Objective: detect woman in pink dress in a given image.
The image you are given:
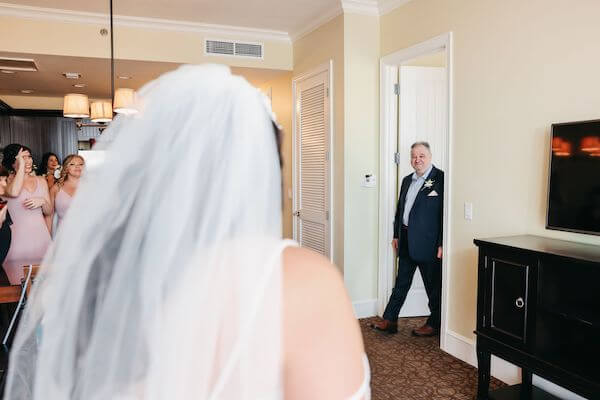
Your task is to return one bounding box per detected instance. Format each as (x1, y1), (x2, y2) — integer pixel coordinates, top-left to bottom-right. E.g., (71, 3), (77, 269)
(39, 152), (61, 232)
(1, 144), (52, 285)
(50, 154), (84, 231)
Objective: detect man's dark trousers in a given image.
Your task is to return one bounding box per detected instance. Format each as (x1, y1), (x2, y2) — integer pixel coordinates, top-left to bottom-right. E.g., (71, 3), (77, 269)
(382, 226), (441, 329)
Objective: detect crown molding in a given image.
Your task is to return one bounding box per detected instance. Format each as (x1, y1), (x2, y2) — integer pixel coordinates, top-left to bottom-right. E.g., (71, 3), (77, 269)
(290, 4), (343, 42)
(339, 0), (415, 16)
(378, 0), (415, 16)
(0, 2), (291, 43)
(342, 0), (379, 16)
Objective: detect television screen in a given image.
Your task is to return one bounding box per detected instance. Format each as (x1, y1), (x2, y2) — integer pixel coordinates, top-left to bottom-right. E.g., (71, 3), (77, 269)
(547, 119), (600, 235)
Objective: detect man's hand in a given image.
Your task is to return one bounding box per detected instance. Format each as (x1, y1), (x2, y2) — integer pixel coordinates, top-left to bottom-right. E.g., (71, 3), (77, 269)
(437, 246), (443, 259)
(391, 239), (398, 252)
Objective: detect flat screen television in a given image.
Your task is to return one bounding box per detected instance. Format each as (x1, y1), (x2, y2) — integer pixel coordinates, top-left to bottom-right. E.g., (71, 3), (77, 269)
(547, 119), (600, 235)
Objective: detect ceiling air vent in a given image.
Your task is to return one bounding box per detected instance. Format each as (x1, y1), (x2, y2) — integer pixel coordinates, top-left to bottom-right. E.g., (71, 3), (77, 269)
(206, 40), (234, 56)
(0, 57), (38, 72)
(205, 40), (263, 59)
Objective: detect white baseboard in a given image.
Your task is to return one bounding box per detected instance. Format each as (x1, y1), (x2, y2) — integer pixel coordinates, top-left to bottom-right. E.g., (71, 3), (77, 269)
(442, 330), (588, 399)
(443, 330), (477, 367)
(443, 330), (520, 385)
(353, 299), (378, 318)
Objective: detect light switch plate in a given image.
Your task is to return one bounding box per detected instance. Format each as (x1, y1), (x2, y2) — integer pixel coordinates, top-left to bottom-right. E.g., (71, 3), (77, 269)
(464, 202), (473, 220)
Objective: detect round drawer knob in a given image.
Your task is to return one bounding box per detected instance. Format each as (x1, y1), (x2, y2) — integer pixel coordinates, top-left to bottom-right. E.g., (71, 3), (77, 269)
(515, 297), (525, 308)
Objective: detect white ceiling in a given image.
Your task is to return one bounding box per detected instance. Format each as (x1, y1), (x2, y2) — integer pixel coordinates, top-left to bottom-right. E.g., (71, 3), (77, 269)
(1, 0), (342, 36)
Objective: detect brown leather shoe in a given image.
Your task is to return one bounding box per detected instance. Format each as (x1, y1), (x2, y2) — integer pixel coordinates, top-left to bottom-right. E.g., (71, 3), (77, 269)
(370, 319), (398, 334)
(411, 324), (438, 337)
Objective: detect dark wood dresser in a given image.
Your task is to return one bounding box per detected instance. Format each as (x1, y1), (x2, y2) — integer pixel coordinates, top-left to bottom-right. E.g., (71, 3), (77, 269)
(473, 235), (600, 400)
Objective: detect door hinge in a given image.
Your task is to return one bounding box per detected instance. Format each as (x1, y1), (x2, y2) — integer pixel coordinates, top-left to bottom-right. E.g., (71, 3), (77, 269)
(326, 87), (329, 97)
(325, 210), (329, 221)
(325, 151), (329, 161)
(393, 83), (400, 95)
(394, 152), (401, 165)
(483, 315), (486, 326)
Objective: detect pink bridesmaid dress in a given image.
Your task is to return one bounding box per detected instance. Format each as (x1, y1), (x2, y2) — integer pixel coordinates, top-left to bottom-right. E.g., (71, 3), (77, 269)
(3, 180), (51, 285)
(54, 189), (73, 228)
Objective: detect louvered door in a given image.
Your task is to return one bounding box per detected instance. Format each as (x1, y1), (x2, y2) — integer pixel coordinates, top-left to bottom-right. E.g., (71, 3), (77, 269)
(293, 69), (330, 257)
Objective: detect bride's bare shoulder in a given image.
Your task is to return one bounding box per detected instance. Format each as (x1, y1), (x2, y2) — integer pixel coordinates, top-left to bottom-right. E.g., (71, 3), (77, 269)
(282, 246), (340, 282)
(281, 246), (349, 304)
(281, 246), (365, 399)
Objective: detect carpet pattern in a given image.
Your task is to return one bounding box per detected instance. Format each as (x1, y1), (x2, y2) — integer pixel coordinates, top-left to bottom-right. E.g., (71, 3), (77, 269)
(361, 317), (505, 400)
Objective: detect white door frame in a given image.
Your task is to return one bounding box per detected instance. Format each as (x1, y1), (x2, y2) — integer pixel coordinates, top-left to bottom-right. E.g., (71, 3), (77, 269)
(291, 60), (334, 262)
(378, 32), (453, 350)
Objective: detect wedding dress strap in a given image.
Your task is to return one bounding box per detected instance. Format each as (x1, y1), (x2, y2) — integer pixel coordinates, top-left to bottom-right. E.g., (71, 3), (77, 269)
(347, 354), (371, 400)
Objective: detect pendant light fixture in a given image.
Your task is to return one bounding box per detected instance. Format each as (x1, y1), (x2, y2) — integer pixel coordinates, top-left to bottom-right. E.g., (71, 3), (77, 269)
(113, 88), (137, 114)
(63, 93), (90, 118)
(90, 101), (113, 122)
(63, 0), (137, 128)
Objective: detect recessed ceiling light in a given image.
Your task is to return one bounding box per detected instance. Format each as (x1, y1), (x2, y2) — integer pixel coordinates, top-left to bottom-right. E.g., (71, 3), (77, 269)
(118, 75), (132, 80)
(0, 57), (38, 72)
(21, 89), (34, 94)
(1, 70), (15, 74)
(73, 83), (87, 88)
(62, 72), (81, 79)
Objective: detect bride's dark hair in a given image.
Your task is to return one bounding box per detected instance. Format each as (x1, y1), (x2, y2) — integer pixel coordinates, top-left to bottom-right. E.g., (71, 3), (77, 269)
(273, 122), (283, 169)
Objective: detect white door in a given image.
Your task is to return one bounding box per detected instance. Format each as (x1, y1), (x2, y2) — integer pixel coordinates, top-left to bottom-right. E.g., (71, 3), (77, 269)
(293, 69), (331, 257)
(396, 65), (447, 317)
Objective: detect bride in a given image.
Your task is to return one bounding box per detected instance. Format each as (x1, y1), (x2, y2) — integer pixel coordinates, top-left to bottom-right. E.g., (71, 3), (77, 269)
(5, 64), (370, 399)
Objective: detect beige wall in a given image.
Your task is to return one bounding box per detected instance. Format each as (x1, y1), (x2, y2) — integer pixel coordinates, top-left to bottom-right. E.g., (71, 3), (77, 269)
(293, 15), (345, 270)
(381, 0), (600, 339)
(343, 13), (380, 301)
(259, 73), (294, 239)
(0, 15), (293, 70)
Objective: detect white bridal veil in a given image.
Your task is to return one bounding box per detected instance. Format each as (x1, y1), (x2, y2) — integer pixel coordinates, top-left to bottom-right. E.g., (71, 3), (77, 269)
(5, 64), (285, 399)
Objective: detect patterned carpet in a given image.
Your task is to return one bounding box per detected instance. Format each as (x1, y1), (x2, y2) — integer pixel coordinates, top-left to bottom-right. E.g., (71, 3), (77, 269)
(361, 317), (505, 400)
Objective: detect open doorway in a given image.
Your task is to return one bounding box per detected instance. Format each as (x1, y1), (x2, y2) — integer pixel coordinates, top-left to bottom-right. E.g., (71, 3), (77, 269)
(378, 33), (453, 348)
(396, 50), (447, 317)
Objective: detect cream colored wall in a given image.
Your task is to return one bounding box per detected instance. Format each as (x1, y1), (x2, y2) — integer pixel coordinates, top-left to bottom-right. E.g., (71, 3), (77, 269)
(293, 14), (345, 270)
(259, 73), (294, 239)
(0, 15), (292, 69)
(381, 0), (600, 339)
(343, 13), (380, 301)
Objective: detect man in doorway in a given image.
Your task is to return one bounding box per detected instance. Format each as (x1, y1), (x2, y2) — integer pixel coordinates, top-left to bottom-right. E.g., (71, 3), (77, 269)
(372, 141), (444, 337)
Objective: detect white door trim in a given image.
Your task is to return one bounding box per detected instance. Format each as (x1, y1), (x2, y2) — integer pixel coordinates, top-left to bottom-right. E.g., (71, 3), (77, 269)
(292, 61), (334, 262)
(378, 32), (453, 350)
